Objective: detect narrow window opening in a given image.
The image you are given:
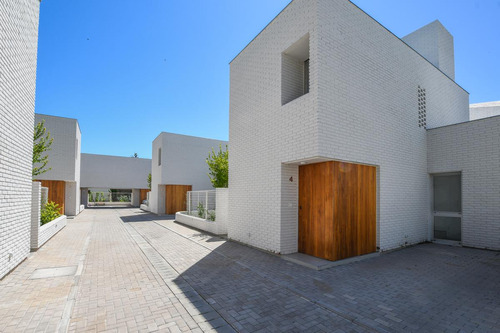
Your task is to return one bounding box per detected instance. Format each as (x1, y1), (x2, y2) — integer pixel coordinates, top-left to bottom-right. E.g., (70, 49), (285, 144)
(304, 59), (310, 94)
(158, 148), (162, 166)
(281, 33), (310, 105)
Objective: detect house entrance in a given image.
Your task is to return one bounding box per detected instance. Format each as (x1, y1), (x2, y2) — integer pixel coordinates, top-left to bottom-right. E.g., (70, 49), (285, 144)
(432, 173), (461, 241)
(165, 185), (192, 214)
(298, 161), (376, 261)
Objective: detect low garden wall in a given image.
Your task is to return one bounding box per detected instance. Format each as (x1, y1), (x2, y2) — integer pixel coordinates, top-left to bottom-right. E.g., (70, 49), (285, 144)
(31, 181), (68, 251)
(35, 215), (67, 250)
(175, 212), (226, 235)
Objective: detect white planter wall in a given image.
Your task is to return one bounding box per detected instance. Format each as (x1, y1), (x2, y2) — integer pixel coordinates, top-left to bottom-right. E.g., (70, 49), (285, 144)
(175, 212), (226, 235)
(31, 182), (68, 250)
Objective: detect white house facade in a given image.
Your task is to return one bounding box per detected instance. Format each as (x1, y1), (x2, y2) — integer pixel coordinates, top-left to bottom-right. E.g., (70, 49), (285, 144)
(34, 114), (82, 216)
(0, 0), (41, 279)
(227, 0), (494, 261)
(80, 153), (152, 207)
(150, 132), (228, 215)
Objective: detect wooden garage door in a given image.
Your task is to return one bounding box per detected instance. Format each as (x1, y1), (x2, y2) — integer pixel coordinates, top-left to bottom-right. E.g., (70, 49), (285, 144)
(165, 185), (192, 215)
(299, 161), (376, 261)
(40, 180), (65, 215)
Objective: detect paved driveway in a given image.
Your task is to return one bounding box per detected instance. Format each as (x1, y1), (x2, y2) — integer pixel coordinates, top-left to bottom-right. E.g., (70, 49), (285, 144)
(1, 208), (499, 332)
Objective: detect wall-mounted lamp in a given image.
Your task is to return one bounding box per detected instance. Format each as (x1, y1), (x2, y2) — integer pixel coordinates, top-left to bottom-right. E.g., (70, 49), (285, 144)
(289, 177), (293, 182)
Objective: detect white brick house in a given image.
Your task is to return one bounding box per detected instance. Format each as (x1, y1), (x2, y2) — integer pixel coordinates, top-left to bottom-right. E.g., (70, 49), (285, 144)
(428, 116), (500, 250)
(80, 153), (152, 207)
(150, 132), (228, 215)
(0, 0), (41, 279)
(227, 0), (498, 260)
(469, 101), (500, 120)
(34, 114), (82, 216)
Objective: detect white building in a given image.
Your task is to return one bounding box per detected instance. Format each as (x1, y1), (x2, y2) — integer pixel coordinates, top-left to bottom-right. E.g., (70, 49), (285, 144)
(469, 101), (500, 120)
(34, 114), (82, 217)
(228, 0), (499, 261)
(0, 0), (41, 279)
(150, 132), (228, 215)
(80, 153), (152, 206)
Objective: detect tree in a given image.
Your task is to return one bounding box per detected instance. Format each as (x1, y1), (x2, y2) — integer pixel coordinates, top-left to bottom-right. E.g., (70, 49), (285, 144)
(147, 173), (151, 190)
(33, 120), (53, 177)
(206, 145), (228, 188)
(132, 152), (138, 158)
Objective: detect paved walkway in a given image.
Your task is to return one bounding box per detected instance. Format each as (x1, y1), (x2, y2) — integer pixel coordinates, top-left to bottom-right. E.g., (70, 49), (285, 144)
(1, 208), (499, 332)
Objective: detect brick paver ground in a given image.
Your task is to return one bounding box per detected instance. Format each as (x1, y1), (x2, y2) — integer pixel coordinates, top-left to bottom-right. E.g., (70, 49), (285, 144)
(1, 207), (499, 332)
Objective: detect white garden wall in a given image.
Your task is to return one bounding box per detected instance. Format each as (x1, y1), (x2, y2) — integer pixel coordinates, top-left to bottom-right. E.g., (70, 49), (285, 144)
(0, 0), (40, 279)
(30, 182), (68, 250)
(33, 216), (67, 251)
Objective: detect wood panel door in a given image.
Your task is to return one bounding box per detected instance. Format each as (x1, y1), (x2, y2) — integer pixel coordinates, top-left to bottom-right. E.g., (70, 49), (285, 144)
(165, 185), (192, 214)
(332, 161), (376, 260)
(140, 189), (149, 204)
(298, 162), (335, 260)
(40, 180), (65, 215)
(298, 161), (376, 261)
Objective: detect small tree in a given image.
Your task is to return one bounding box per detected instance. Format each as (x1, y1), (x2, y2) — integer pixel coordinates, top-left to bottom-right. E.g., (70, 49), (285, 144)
(33, 120), (53, 177)
(132, 152), (138, 158)
(147, 173), (152, 190)
(206, 144), (228, 188)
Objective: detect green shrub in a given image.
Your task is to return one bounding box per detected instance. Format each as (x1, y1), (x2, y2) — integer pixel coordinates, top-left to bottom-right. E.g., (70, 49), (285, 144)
(197, 202), (205, 218)
(40, 201), (61, 225)
(208, 210), (216, 221)
(118, 195), (129, 202)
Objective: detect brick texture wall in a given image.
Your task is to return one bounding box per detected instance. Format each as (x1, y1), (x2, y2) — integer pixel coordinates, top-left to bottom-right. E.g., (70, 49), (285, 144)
(30, 182), (41, 249)
(0, 0), (40, 278)
(229, 0), (469, 254)
(427, 116), (500, 250)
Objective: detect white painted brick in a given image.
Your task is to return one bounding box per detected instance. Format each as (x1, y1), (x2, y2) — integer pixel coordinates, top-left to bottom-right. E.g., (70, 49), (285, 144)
(228, 0), (469, 254)
(427, 116), (500, 250)
(0, 0), (40, 279)
(150, 132), (228, 214)
(34, 114), (82, 216)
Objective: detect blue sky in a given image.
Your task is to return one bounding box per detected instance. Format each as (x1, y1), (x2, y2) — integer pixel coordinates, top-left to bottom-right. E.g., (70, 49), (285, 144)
(35, 0), (500, 159)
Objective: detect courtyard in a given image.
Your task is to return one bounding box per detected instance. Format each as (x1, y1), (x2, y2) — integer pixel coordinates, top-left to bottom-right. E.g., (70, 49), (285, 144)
(0, 208), (498, 332)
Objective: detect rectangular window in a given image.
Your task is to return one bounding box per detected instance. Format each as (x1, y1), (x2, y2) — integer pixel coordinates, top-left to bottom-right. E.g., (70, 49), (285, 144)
(158, 148), (162, 166)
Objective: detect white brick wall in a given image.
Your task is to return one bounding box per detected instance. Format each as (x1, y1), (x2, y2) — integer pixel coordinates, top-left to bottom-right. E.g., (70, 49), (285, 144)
(427, 116), (500, 250)
(229, 0), (469, 254)
(402, 20), (455, 80)
(36, 215), (67, 250)
(0, 0), (40, 279)
(30, 182), (41, 249)
(215, 188), (229, 233)
(150, 132), (228, 215)
(469, 101), (500, 120)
